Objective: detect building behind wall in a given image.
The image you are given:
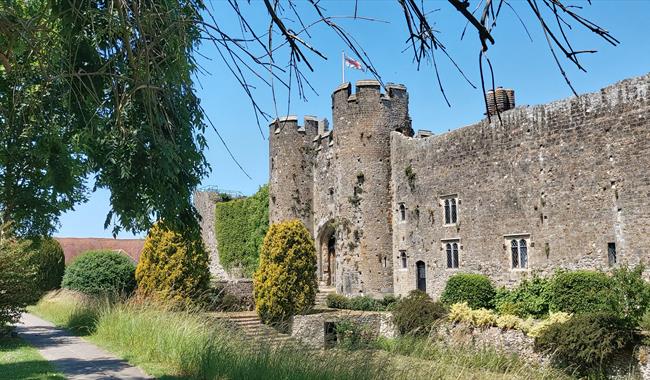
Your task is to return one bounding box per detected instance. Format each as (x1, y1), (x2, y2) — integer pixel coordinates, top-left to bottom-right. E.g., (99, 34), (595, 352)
(265, 73), (650, 298)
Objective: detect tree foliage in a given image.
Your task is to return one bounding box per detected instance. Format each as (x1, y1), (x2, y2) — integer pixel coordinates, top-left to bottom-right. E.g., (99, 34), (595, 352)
(214, 185), (268, 276)
(0, 236), (38, 333)
(253, 219), (317, 324)
(28, 237), (65, 293)
(441, 273), (496, 309)
(136, 222), (210, 304)
(1, 0), (208, 236)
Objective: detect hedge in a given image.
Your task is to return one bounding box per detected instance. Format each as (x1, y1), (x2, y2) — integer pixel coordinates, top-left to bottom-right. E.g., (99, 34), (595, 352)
(549, 270), (617, 315)
(440, 273), (496, 309)
(62, 250), (136, 296)
(214, 185), (268, 276)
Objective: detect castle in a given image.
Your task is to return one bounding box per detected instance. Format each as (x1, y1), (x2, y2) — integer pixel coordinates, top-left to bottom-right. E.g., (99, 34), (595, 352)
(195, 73), (650, 299)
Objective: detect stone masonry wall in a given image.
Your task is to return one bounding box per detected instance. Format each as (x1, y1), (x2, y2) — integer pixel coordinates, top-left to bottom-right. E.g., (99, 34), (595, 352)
(269, 116), (318, 234)
(194, 191), (230, 280)
(312, 81), (412, 297)
(391, 74), (650, 297)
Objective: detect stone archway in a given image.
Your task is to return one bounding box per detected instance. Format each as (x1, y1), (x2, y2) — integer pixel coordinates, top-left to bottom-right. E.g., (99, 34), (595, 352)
(316, 221), (336, 287)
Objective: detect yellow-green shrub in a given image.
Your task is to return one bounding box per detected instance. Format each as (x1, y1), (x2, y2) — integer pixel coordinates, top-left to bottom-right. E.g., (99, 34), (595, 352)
(448, 302), (496, 327)
(253, 220), (317, 324)
(496, 314), (528, 331)
(135, 223), (210, 305)
(527, 311), (572, 338)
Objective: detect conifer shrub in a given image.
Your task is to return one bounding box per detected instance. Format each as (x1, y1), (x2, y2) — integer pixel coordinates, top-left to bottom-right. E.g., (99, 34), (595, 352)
(135, 223), (210, 305)
(549, 270), (617, 314)
(0, 238), (38, 333)
(253, 220), (317, 324)
(534, 312), (634, 375)
(392, 290), (447, 336)
(29, 237), (65, 293)
(62, 250), (136, 296)
(441, 273), (496, 309)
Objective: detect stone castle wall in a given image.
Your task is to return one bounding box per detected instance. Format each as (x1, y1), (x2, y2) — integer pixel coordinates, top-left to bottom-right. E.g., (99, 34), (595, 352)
(310, 81), (413, 296)
(391, 74), (650, 297)
(193, 191), (231, 280)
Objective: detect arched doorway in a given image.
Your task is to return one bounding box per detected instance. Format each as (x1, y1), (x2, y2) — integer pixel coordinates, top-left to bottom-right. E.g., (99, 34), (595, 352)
(416, 261), (426, 292)
(326, 235), (336, 286)
(317, 222), (337, 287)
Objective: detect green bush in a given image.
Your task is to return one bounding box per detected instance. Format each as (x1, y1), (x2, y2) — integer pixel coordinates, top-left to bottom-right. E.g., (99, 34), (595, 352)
(441, 273), (496, 309)
(494, 274), (552, 318)
(28, 238), (65, 293)
(549, 270), (617, 315)
(325, 294), (398, 311)
(0, 238), (39, 333)
(62, 250), (136, 296)
(214, 185), (268, 276)
(610, 265), (650, 324)
(393, 290), (447, 336)
(253, 220), (317, 324)
(535, 312), (634, 375)
(136, 223), (210, 305)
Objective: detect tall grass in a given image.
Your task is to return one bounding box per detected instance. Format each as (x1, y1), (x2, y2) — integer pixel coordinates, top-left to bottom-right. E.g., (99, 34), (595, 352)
(30, 291), (572, 379)
(30, 291), (385, 379)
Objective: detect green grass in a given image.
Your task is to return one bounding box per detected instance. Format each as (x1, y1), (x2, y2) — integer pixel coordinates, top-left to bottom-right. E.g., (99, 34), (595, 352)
(0, 337), (65, 380)
(30, 291), (574, 379)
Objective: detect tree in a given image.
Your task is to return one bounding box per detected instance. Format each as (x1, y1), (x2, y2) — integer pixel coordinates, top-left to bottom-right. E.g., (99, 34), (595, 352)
(0, 1), (618, 236)
(135, 222), (210, 305)
(254, 219), (317, 324)
(0, 236), (38, 333)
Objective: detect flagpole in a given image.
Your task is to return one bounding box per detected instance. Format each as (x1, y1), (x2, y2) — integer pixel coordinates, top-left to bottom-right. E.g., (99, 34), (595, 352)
(342, 51), (345, 83)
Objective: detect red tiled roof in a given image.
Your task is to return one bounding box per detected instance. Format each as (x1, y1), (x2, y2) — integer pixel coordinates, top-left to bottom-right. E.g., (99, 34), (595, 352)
(55, 237), (145, 264)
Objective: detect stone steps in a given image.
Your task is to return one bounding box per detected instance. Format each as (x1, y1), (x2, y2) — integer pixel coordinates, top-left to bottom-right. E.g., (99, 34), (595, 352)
(315, 286), (336, 307)
(210, 312), (300, 348)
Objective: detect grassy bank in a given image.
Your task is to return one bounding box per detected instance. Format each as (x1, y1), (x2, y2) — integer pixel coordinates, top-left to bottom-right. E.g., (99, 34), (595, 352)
(0, 337), (65, 380)
(30, 291), (570, 379)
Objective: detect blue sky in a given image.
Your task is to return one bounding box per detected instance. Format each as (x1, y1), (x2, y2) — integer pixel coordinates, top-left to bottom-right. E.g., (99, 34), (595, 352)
(56, 0), (650, 238)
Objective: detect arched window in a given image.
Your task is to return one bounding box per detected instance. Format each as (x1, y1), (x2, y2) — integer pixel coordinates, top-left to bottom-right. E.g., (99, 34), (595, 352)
(519, 239), (528, 268)
(444, 199), (451, 224)
(511, 239), (519, 268)
(399, 203), (406, 221)
(446, 242), (459, 269)
(443, 197), (459, 224)
(400, 251), (407, 268)
(450, 199), (457, 223)
(510, 238), (529, 269)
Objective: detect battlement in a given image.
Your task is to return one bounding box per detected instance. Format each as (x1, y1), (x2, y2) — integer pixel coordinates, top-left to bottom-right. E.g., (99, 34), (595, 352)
(332, 80), (408, 106)
(269, 115), (328, 136)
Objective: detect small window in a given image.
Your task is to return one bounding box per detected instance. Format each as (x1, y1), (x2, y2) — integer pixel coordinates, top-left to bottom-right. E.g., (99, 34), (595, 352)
(399, 203), (406, 221)
(510, 237), (529, 269)
(399, 250), (407, 269)
(608, 242), (617, 266)
(382, 256), (388, 268)
(442, 196), (459, 225)
(445, 241), (459, 269)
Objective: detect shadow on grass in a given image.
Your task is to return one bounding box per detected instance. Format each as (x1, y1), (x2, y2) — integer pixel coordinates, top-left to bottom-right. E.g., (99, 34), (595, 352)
(0, 338), (65, 380)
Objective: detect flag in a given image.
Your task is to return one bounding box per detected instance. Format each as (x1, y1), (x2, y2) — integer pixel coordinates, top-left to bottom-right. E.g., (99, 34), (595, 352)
(344, 55), (365, 71)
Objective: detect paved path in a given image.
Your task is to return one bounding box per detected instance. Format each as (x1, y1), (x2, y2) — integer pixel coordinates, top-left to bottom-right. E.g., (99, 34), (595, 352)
(16, 313), (152, 380)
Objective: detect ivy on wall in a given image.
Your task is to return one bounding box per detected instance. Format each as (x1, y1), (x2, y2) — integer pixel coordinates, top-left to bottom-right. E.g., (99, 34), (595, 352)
(214, 185), (269, 277)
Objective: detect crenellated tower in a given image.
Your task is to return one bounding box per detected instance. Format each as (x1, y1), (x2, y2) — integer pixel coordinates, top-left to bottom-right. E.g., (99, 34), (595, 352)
(268, 116), (319, 234)
(330, 80), (412, 296)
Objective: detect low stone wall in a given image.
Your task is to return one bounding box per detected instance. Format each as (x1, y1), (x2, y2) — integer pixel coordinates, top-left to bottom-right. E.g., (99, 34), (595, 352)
(435, 322), (545, 364)
(437, 322), (644, 379)
(214, 280), (254, 311)
(291, 310), (396, 349)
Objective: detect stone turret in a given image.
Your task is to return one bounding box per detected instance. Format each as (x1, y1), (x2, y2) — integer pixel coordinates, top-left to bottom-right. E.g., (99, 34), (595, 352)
(268, 116), (320, 234)
(330, 80), (413, 297)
